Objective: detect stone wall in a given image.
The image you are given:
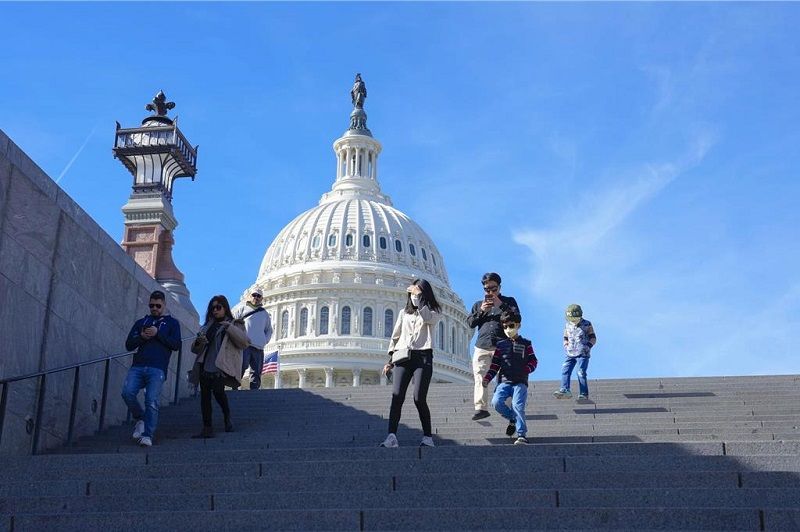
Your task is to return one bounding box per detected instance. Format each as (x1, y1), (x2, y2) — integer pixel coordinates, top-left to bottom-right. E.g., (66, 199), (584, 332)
(0, 129), (199, 455)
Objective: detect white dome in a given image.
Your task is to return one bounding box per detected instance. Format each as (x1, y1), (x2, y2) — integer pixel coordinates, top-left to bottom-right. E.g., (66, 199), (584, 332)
(258, 199), (450, 288)
(249, 84), (472, 388)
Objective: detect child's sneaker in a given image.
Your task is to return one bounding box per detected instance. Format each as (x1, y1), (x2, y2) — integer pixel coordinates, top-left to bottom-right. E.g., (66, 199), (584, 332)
(379, 433), (399, 448)
(514, 436), (529, 445)
(132, 419), (145, 440)
(420, 436), (435, 447)
(577, 394), (589, 402)
(553, 389), (572, 399)
(138, 436), (152, 447)
(505, 422), (516, 436)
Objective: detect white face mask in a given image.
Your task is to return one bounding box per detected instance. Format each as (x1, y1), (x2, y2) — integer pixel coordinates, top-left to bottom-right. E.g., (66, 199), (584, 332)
(410, 294), (421, 306)
(503, 326), (519, 338)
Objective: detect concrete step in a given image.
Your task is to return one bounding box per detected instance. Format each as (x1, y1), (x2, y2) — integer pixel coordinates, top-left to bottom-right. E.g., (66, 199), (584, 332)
(3, 487), (798, 516)
(9, 507), (773, 530)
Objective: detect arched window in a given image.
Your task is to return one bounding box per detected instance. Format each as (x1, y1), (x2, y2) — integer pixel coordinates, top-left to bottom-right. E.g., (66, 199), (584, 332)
(384, 309), (394, 338)
(409, 244), (416, 256)
(421, 248), (427, 261)
(451, 327), (456, 353)
(319, 306), (329, 335)
(395, 239), (402, 252)
(379, 236), (387, 249)
(432, 254), (437, 266)
(299, 308), (308, 336)
(362, 234), (371, 247)
(312, 235), (320, 248)
(345, 233), (354, 247)
(341, 306), (351, 335)
(363, 307), (373, 336)
(328, 234), (337, 247)
(438, 321), (445, 350)
(280, 310), (289, 339)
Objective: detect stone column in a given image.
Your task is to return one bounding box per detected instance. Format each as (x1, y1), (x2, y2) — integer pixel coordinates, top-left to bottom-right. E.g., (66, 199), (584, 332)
(324, 367), (334, 388)
(352, 368), (361, 387)
(274, 371), (282, 389)
(298, 368), (307, 389)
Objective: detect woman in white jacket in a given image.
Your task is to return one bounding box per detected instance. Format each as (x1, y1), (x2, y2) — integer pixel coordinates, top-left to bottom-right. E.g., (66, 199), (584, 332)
(380, 279), (441, 448)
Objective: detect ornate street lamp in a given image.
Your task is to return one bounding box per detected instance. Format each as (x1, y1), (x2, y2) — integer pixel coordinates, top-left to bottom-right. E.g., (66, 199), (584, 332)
(113, 90), (199, 318)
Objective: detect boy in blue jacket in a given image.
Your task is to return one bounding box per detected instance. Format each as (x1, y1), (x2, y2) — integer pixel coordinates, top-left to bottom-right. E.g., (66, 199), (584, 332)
(122, 290), (182, 447)
(482, 311), (538, 445)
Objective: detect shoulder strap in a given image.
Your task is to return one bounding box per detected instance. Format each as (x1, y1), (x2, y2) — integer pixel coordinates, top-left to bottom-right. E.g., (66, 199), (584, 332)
(240, 306), (266, 321)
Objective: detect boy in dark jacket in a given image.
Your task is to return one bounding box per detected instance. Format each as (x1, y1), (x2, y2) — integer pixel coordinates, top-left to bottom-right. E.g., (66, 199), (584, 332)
(482, 311), (537, 444)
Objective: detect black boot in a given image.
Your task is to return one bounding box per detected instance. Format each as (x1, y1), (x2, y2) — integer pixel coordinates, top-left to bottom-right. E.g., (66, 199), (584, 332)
(191, 426), (214, 439)
(224, 416), (234, 432)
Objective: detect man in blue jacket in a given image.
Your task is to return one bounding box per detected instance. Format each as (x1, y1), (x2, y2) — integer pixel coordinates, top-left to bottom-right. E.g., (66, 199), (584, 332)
(122, 290), (182, 447)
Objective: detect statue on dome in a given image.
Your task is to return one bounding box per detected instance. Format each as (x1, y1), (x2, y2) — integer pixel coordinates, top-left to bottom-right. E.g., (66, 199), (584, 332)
(351, 74), (367, 109)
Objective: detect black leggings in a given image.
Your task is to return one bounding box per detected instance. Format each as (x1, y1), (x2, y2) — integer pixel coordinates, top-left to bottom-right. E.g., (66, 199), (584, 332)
(199, 371), (230, 427)
(388, 349), (433, 437)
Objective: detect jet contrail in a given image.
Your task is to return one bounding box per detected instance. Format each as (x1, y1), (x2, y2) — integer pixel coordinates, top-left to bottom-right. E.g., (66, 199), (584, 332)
(55, 125), (98, 184)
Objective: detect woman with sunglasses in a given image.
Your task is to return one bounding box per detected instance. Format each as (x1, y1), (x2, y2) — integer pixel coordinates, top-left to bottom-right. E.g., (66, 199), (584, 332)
(190, 295), (249, 438)
(380, 279), (441, 448)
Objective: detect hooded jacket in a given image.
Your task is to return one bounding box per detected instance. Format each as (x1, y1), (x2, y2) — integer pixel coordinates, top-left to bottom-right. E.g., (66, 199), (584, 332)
(125, 315), (182, 374)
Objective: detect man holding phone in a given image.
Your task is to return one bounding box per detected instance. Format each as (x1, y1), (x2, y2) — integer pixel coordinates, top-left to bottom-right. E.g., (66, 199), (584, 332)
(122, 290), (182, 447)
(466, 272), (520, 421)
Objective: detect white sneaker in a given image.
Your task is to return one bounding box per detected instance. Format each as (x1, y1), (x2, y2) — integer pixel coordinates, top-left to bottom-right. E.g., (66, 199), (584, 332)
(420, 436), (435, 447)
(379, 433), (399, 448)
(138, 436), (152, 447)
(132, 420), (145, 440)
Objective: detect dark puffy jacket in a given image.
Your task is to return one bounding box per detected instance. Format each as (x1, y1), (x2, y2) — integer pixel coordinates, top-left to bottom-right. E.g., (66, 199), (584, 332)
(125, 315), (182, 374)
(466, 295), (520, 349)
(482, 336), (537, 386)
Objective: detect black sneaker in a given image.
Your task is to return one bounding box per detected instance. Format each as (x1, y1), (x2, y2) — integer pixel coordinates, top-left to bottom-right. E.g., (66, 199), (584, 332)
(224, 417), (234, 432)
(471, 410), (490, 421)
(514, 436), (529, 445)
(505, 422), (516, 436)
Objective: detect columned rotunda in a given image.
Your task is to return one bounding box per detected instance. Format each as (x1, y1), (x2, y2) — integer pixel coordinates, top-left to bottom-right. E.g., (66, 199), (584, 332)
(252, 75), (472, 388)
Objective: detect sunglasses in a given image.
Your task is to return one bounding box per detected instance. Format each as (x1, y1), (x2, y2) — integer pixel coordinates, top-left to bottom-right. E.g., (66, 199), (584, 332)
(251, 294), (263, 299)
(483, 285), (499, 293)
(149, 303), (162, 309)
(212, 304), (224, 311)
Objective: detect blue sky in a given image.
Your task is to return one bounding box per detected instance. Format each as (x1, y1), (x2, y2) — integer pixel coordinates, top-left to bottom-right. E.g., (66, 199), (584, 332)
(2, 3), (799, 380)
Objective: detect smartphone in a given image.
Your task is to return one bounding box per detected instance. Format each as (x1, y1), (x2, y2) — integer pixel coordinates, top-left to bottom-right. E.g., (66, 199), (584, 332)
(484, 294), (494, 303)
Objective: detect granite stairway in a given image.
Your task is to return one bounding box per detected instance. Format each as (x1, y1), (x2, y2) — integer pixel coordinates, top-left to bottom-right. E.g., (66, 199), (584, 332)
(1, 375), (799, 530)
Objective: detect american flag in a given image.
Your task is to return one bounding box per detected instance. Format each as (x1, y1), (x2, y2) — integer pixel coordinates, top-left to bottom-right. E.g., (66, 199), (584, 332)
(262, 351), (279, 375)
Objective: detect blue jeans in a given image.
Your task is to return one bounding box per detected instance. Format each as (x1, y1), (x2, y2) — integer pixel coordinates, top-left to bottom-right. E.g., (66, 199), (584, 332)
(491, 382), (528, 437)
(242, 346), (264, 390)
(561, 356), (590, 396)
(121, 366), (165, 438)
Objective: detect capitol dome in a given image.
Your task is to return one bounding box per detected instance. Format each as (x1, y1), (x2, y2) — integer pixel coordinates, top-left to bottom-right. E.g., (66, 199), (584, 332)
(250, 76), (472, 387)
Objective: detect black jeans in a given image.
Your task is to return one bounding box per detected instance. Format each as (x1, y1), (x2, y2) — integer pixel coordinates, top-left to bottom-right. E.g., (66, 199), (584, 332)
(199, 370), (231, 427)
(388, 349), (433, 437)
